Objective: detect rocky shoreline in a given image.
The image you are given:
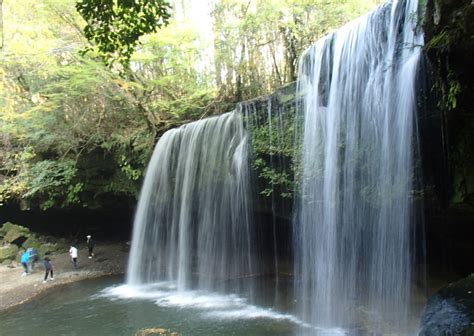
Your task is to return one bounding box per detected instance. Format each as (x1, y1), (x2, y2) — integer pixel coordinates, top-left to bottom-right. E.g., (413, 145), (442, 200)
(0, 240), (129, 312)
(0, 222), (70, 263)
(0, 221), (129, 311)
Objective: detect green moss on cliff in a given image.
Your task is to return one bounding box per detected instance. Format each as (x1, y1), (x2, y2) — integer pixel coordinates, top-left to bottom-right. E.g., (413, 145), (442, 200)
(425, 0), (474, 213)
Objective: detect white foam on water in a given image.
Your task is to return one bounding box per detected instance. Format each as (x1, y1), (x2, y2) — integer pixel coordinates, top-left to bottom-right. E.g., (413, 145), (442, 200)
(156, 291), (246, 309)
(202, 305), (308, 325)
(99, 282), (176, 301)
(312, 328), (347, 336)
(206, 306), (347, 335)
(100, 283), (318, 329)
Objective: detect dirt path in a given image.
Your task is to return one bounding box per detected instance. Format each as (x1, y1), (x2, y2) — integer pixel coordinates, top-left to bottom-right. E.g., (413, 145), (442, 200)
(0, 242), (129, 312)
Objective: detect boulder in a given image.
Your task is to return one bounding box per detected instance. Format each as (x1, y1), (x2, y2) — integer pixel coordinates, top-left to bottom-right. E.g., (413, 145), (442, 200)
(23, 235), (42, 250)
(39, 243), (62, 256)
(1, 259), (13, 266)
(419, 274), (474, 336)
(0, 222), (15, 235)
(3, 223), (31, 246)
(135, 328), (175, 336)
(0, 244), (19, 262)
(0, 222), (14, 241)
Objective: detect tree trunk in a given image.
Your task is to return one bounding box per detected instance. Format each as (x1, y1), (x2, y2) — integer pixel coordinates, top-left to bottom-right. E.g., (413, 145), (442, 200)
(235, 38), (245, 101)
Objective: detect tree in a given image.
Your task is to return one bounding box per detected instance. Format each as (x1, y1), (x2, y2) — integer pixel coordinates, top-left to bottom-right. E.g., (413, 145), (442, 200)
(76, 0), (172, 71)
(210, 0), (383, 102)
(0, 0), (384, 210)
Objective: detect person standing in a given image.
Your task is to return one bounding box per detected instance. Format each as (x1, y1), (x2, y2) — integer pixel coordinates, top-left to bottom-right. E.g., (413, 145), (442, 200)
(28, 247), (40, 271)
(42, 257), (54, 283)
(69, 244), (78, 269)
(86, 235), (95, 259)
(20, 250), (30, 276)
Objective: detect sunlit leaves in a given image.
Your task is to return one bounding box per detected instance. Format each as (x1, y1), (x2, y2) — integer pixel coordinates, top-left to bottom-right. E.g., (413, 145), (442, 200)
(76, 0), (172, 70)
(0, 0), (385, 210)
(210, 0), (383, 100)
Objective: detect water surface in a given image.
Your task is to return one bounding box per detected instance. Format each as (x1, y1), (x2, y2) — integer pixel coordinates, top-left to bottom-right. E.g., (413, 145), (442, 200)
(1, 276), (305, 336)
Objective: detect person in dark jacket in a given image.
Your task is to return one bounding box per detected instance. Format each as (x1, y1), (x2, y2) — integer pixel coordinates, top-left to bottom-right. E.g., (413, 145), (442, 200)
(42, 257), (54, 283)
(86, 235), (95, 259)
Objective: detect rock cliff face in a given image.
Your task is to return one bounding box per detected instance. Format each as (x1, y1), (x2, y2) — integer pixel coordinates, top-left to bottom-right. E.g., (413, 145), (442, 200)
(424, 0), (474, 209)
(418, 2), (474, 332)
(422, 0), (474, 275)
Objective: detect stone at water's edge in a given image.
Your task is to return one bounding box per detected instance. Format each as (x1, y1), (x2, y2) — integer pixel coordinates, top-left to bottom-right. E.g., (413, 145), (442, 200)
(419, 274), (474, 335)
(135, 328), (178, 336)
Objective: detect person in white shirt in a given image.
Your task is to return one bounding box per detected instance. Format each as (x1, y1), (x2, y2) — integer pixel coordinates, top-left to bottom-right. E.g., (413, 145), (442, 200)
(69, 245), (78, 269)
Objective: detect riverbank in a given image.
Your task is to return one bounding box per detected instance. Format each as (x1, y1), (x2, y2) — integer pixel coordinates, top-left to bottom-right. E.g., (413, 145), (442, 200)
(0, 242), (129, 312)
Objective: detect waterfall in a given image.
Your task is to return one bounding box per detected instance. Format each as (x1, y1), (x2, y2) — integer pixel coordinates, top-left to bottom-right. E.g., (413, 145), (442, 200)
(294, 0), (424, 332)
(125, 0), (425, 331)
(127, 111), (256, 294)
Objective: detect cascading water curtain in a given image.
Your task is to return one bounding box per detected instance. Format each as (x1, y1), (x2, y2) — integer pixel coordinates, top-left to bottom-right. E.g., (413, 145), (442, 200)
(127, 111), (256, 296)
(294, 0), (424, 333)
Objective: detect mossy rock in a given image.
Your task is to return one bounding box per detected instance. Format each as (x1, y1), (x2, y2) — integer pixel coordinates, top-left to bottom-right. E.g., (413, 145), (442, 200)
(0, 244), (19, 262)
(38, 243), (63, 256)
(0, 222), (16, 241)
(419, 274), (474, 335)
(23, 235), (42, 250)
(135, 327), (177, 336)
(3, 224), (31, 246)
(0, 222), (16, 235)
(1, 258), (13, 266)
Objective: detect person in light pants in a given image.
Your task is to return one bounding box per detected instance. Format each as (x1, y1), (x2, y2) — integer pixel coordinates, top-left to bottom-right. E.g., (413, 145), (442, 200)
(69, 244), (78, 269)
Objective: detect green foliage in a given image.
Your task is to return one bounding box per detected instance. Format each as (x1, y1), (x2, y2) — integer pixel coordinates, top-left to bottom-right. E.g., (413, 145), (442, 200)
(425, 29), (451, 53)
(76, 0), (171, 70)
(131, 25), (218, 122)
(0, 0), (383, 211)
(0, 0), (156, 208)
(245, 91), (297, 199)
(211, 0), (383, 100)
(447, 74), (461, 110)
(0, 155), (80, 209)
(424, 0), (474, 212)
(24, 160), (80, 209)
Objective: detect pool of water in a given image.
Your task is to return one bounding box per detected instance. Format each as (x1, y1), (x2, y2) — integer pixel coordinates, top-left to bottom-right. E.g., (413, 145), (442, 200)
(0, 276), (314, 336)
(1, 276), (424, 335)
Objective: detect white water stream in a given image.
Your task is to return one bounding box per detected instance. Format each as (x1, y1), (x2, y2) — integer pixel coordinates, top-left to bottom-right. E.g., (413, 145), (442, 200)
(294, 0), (424, 333)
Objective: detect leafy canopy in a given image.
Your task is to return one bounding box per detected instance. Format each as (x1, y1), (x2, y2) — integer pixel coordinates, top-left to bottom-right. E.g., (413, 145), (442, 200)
(76, 0), (172, 70)
(0, 0), (384, 210)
